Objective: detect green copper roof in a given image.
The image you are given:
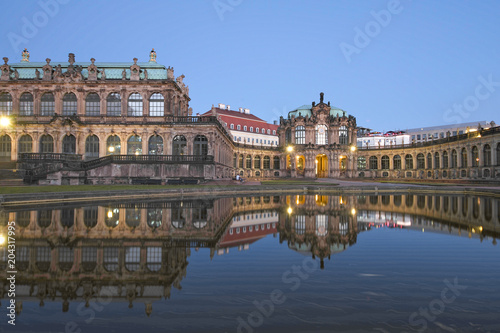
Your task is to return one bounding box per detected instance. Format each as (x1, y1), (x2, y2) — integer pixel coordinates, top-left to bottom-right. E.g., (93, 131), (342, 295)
(8, 61), (168, 80)
(288, 104), (348, 118)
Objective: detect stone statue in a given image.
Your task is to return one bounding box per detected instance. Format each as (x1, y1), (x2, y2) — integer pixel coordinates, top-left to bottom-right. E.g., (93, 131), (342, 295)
(101, 69), (106, 80)
(122, 69), (126, 80)
(14, 69), (19, 80)
(143, 69), (148, 80)
(167, 66), (174, 80)
(35, 68), (40, 80)
(320, 92), (324, 104)
(21, 48), (30, 62)
(149, 48), (157, 62)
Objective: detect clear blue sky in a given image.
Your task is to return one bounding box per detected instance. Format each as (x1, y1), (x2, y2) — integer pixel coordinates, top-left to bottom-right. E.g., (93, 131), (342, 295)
(1, 0), (499, 132)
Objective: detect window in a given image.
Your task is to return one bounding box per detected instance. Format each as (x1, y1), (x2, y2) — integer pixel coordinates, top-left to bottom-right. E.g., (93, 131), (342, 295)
(0, 135), (12, 161)
(0, 93), (12, 115)
(127, 93), (143, 116)
(85, 135), (99, 160)
(230, 124), (234, 129)
(250, 127), (253, 132)
(149, 93), (164, 116)
(262, 128), (266, 134)
(393, 155), (401, 170)
(405, 154), (413, 169)
(18, 134), (32, 154)
(256, 128), (259, 133)
(381, 155), (389, 169)
(483, 144), (491, 166)
(273, 156), (280, 169)
(107, 93), (121, 116)
(357, 156), (366, 170)
(147, 247), (162, 272)
(339, 125), (348, 145)
(103, 247), (119, 272)
(125, 247), (140, 271)
(273, 130), (276, 135)
(126, 208), (141, 228)
(263, 156), (270, 169)
(426, 153), (432, 169)
(106, 135), (121, 155)
(194, 135), (208, 155)
(434, 152), (440, 169)
(147, 208), (162, 229)
(19, 93), (33, 116)
(85, 93), (100, 116)
(127, 135), (142, 155)
(417, 153), (425, 169)
(285, 128), (292, 144)
(39, 134), (54, 153)
(244, 126), (247, 131)
(295, 126), (305, 144)
(315, 125), (328, 145)
(451, 150), (457, 168)
(471, 146), (478, 167)
(443, 151), (449, 168)
(461, 148), (468, 167)
(83, 207), (98, 228)
(62, 93), (77, 116)
(148, 135), (163, 155)
(172, 135), (187, 155)
(369, 156), (378, 170)
(41, 93), (55, 116)
(254, 155), (261, 169)
(62, 135), (76, 154)
(497, 143), (500, 166)
(238, 154), (244, 168)
(237, 125), (241, 130)
(246, 155), (252, 168)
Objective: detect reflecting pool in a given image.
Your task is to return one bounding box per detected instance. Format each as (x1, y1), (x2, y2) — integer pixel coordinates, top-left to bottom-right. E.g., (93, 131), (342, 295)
(0, 193), (499, 333)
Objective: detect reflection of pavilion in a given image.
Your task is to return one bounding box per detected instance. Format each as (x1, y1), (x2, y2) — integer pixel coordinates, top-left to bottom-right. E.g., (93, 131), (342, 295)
(278, 195), (359, 269)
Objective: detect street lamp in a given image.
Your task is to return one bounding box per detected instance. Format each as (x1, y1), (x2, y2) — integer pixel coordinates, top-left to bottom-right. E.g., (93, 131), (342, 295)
(350, 145), (356, 152)
(286, 145), (293, 152)
(0, 116), (10, 128)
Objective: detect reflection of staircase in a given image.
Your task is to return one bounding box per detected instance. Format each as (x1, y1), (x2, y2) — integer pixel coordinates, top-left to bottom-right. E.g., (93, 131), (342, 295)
(0, 162), (24, 186)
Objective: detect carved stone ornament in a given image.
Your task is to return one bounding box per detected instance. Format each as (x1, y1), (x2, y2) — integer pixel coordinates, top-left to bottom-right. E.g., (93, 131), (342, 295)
(149, 48), (157, 62)
(87, 58), (98, 81)
(167, 66), (174, 80)
(42, 58), (53, 81)
(21, 48), (30, 62)
(129, 58), (140, 81)
(0, 57), (11, 81)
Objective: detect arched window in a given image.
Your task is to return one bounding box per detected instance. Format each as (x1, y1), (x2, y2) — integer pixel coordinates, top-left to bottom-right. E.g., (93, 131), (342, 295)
(38, 210), (52, 228)
(405, 154), (413, 169)
(369, 156), (378, 170)
(40, 93), (55, 116)
(254, 155), (261, 169)
(148, 135), (163, 155)
(62, 92), (77, 116)
(60, 209), (75, 228)
(315, 125), (328, 145)
(127, 135), (142, 155)
(62, 134), (76, 154)
(471, 146), (478, 167)
(426, 153), (432, 169)
(0, 92), (12, 115)
(19, 92), (33, 116)
(434, 152), (440, 169)
(461, 148), (468, 167)
(127, 93), (143, 116)
(85, 135), (99, 160)
(393, 155), (401, 170)
(149, 93), (164, 116)
(451, 149), (457, 168)
(442, 151), (449, 168)
(147, 209), (162, 229)
(106, 135), (121, 155)
(339, 125), (348, 145)
(83, 207), (98, 229)
(263, 156), (271, 169)
(0, 135), (11, 161)
(238, 154), (244, 168)
(39, 134), (54, 153)
(194, 135), (208, 155)
(273, 156), (280, 169)
(85, 93), (100, 116)
(233, 153), (237, 168)
(256, 128), (259, 133)
(246, 155), (252, 168)
(237, 125), (241, 130)
(126, 208), (141, 228)
(230, 124), (234, 129)
(295, 126), (305, 144)
(381, 155), (389, 169)
(483, 144), (491, 166)
(18, 134), (32, 154)
(417, 153), (425, 169)
(285, 128), (291, 144)
(357, 156), (366, 170)
(107, 93), (121, 116)
(243, 126), (247, 131)
(250, 127), (253, 132)
(497, 143), (500, 166)
(172, 135), (186, 155)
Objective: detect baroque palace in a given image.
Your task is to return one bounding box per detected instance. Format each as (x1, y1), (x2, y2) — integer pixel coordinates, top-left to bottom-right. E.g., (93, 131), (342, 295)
(0, 49), (499, 184)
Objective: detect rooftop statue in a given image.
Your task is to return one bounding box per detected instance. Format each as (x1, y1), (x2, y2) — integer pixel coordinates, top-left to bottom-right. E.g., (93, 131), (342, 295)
(21, 48), (30, 62)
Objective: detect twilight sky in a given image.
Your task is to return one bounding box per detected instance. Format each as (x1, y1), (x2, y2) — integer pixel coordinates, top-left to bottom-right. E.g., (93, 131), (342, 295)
(1, 0), (499, 132)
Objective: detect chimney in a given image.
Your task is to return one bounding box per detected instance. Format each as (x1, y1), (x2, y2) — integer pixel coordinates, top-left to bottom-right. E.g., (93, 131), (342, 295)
(244, 108), (250, 114)
(239, 107), (243, 113)
(226, 105), (231, 110)
(273, 120), (278, 125)
(218, 103), (225, 109)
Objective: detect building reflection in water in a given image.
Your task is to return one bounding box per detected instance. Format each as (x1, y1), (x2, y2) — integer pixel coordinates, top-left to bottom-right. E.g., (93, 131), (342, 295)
(0, 193), (498, 315)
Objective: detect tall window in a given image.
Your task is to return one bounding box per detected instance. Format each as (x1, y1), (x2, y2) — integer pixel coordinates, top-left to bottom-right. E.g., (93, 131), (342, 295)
(357, 156), (366, 170)
(148, 135), (163, 155)
(339, 125), (348, 145)
(483, 144), (491, 166)
(194, 135), (208, 155)
(295, 126), (305, 144)
(263, 156), (271, 169)
(417, 153), (425, 169)
(434, 152), (440, 169)
(128, 93), (143, 116)
(369, 156), (378, 170)
(273, 156), (280, 169)
(62, 93), (77, 116)
(405, 154), (413, 169)
(254, 155), (261, 169)
(393, 155), (401, 170)
(461, 148), (468, 167)
(238, 154), (243, 168)
(471, 146), (478, 167)
(106, 135), (121, 155)
(107, 93), (121, 116)
(426, 153), (432, 169)
(285, 128), (291, 144)
(315, 125), (328, 145)
(85, 135), (99, 160)
(149, 93), (164, 116)
(41, 93), (55, 116)
(172, 135), (186, 155)
(442, 151), (449, 168)
(85, 93), (100, 116)
(381, 155), (389, 169)
(0, 135), (12, 161)
(18, 134), (32, 153)
(19, 92), (33, 116)
(62, 135), (76, 154)
(246, 155), (252, 168)
(0, 92), (12, 115)
(451, 150), (457, 168)
(39, 134), (54, 153)
(497, 143), (500, 166)
(127, 135), (142, 155)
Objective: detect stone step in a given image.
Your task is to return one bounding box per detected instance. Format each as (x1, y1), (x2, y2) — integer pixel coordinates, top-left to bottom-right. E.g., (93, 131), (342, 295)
(0, 168), (22, 180)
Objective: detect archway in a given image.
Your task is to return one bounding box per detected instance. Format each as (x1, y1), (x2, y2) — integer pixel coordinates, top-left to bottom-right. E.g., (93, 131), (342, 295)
(315, 154), (328, 178)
